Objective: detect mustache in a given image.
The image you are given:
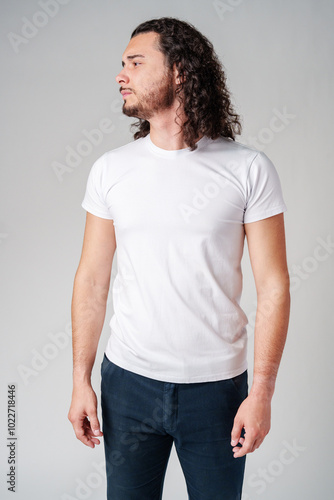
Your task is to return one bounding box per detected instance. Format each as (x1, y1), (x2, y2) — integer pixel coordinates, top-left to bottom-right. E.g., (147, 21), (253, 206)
(120, 87), (134, 93)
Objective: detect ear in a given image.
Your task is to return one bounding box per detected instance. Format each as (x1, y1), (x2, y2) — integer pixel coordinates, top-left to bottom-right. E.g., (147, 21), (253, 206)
(173, 63), (186, 85)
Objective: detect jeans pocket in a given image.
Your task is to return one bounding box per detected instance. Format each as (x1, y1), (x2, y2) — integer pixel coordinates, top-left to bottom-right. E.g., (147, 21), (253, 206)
(229, 370), (248, 400)
(101, 353), (112, 378)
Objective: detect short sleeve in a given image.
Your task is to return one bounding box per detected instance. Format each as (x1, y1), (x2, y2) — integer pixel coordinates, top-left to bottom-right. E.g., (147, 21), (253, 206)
(243, 151), (287, 224)
(81, 154), (113, 220)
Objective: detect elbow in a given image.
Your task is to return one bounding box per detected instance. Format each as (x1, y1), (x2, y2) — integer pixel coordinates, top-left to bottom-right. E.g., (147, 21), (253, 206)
(256, 271), (291, 301)
(73, 268), (111, 301)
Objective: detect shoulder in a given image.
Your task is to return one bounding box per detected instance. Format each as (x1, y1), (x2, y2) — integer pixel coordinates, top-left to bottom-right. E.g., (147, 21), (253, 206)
(104, 136), (148, 162)
(87, 137), (148, 179)
(206, 136), (262, 163)
(203, 137), (269, 176)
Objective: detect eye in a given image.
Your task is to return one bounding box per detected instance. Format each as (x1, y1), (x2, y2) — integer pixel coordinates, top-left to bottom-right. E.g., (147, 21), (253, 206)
(133, 62), (141, 67)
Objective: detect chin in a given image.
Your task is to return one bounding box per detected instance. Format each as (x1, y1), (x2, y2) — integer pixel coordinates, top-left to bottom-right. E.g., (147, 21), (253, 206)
(122, 104), (143, 119)
(123, 108), (137, 118)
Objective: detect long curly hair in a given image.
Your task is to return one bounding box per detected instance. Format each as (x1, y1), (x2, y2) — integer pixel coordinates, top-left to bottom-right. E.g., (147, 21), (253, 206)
(130, 17), (242, 150)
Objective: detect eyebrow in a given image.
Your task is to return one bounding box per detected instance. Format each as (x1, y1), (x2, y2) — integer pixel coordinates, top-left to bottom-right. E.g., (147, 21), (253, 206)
(122, 54), (145, 67)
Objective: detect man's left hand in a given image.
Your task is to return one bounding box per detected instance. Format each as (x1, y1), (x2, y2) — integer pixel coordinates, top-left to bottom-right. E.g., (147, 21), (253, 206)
(230, 393), (271, 458)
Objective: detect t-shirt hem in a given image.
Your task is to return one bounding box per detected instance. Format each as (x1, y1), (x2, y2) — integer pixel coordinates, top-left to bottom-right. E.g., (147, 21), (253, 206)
(104, 351), (248, 384)
(244, 204), (287, 224)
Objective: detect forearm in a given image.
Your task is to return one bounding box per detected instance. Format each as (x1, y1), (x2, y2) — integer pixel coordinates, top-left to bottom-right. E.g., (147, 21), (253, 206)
(250, 280), (290, 400)
(71, 271), (109, 386)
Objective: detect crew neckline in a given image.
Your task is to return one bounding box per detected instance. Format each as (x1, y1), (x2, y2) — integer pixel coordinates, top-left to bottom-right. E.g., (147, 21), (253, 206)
(146, 133), (210, 158)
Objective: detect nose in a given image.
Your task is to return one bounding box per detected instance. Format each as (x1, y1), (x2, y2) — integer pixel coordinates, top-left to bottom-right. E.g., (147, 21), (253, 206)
(116, 69), (129, 85)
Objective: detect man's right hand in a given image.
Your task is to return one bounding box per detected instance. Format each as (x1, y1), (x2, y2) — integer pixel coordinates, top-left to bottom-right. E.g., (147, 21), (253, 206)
(69, 214), (115, 448)
(68, 383), (103, 448)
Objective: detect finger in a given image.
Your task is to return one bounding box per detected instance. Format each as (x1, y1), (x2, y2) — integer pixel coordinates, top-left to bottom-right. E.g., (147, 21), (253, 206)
(85, 425), (104, 438)
(232, 445), (248, 458)
(73, 419), (95, 448)
(82, 419), (103, 446)
(87, 411), (103, 437)
(83, 419), (103, 438)
(232, 432), (256, 458)
(83, 417), (103, 447)
(231, 436), (245, 452)
(231, 419), (244, 447)
(233, 434), (265, 457)
(77, 417), (101, 447)
(84, 428), (102, 445)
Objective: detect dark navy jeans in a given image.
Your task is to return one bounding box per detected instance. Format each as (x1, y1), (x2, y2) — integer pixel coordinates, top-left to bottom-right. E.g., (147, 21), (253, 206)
(101, 354), (248, 500)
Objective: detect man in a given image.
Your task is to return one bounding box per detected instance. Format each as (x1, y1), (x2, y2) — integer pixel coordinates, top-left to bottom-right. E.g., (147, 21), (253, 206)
(68, 17), (290, 500)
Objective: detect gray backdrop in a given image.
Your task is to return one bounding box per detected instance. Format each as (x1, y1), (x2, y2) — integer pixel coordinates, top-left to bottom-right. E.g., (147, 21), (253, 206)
(1, 0), (333, 499)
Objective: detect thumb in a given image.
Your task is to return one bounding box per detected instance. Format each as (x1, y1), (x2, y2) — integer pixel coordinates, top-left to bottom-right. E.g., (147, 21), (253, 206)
(231, 416), (243, 446)
(88, 411), (102, 436)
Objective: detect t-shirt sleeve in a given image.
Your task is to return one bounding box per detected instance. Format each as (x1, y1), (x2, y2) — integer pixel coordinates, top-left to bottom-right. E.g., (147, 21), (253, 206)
(81, 154), (113, 220)
(243, 151), (287, 224)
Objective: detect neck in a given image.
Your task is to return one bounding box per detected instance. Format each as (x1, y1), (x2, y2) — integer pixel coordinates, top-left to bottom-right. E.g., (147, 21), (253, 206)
(147, 103), (203, 151)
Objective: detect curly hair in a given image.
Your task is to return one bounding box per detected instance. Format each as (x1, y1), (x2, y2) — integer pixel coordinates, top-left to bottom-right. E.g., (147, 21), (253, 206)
(130, 17), (242, 150)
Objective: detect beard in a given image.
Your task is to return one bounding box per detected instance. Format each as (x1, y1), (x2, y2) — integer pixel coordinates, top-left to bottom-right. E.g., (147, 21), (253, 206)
(121, 70), (175, 120)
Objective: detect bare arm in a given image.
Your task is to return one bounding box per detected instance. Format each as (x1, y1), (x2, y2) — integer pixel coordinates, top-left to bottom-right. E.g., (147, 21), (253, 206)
(68, 212), (116, 448)
(231, 212), (290, 458)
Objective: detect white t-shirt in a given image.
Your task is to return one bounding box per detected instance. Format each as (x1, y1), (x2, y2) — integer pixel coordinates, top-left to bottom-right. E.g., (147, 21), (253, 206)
(82, 134), (287, 383)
